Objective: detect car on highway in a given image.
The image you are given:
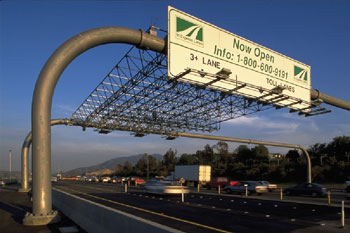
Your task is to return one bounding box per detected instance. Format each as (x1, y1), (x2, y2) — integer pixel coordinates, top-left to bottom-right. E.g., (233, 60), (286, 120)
(51, 176), (58, 182)
(111, 176), (122, 184)
(101, 176), (111, 183)
(223, 181), (268, 195)
(205, 177), (238, 190)
(283, 183), (328, 197)
(345, 180), (350, 190)
(143, 179), (190, 195)
(135, 178), (145, 185)
(345, 180), (350, 200)
(127, 177), (144, 185)
(258, 181), (278, 192)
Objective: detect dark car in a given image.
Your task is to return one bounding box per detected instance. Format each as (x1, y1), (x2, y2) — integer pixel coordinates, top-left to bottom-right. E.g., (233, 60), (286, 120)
(283, 183), (328, 197)
(345, 181), (350, 200)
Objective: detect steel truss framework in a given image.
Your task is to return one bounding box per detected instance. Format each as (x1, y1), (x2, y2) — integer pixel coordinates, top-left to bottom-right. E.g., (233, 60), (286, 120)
(72, 44), (329, 135)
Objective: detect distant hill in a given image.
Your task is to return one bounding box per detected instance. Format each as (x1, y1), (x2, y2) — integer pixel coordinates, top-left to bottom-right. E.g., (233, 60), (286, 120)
(63, 154), (162, 177)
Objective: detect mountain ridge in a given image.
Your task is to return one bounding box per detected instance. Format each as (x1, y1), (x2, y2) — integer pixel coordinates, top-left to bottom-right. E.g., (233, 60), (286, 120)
(63, 153), (162, 177)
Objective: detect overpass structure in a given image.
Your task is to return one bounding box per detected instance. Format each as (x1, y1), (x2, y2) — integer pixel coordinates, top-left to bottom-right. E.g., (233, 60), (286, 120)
(23, 22), (349, 226)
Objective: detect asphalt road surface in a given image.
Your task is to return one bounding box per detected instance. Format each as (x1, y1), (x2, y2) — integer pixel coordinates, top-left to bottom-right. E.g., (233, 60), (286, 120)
(54, 181), (349, 233)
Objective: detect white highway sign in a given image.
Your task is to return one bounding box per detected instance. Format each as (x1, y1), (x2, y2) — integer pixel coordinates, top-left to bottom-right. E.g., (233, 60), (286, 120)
(168, 6), (311, 109)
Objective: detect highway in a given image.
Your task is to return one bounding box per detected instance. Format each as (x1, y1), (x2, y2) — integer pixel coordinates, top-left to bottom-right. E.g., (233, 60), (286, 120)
(53, 181), (349, 233)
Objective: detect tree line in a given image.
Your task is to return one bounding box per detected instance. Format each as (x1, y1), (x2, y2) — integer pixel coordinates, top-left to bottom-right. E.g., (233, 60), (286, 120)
(113, 136), (350, 183)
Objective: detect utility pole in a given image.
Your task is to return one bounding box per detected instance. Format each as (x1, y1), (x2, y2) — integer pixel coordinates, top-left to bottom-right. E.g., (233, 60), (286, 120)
(9, 150), (12, 183)
(274, 153), (281, 166)
(147, 154), (149, 181)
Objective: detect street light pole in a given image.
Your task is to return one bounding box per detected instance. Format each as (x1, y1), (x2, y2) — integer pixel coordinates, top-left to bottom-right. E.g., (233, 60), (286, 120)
(9, 150), (12, 183)
(274, 153), (281, 166)
(147, 154), (149, 181)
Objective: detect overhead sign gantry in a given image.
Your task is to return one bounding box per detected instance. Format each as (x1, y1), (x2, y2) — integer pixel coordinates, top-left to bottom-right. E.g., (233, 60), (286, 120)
(72, 8), (331, 137)
(27, 5), (349, 227)
(168, 6), (312, 112)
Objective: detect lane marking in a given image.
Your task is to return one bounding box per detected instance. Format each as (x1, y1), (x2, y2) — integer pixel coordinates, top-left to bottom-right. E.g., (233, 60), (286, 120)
(72, 183), (122, 193)
(58, 186), (234, 233)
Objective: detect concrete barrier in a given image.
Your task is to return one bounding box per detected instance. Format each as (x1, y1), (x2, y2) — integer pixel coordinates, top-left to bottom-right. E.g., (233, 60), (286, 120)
(52, 188), (184, 233)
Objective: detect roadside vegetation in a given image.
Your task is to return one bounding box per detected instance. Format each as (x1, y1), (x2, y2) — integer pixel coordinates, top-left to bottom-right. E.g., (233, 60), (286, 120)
(112, 136), (350, 183)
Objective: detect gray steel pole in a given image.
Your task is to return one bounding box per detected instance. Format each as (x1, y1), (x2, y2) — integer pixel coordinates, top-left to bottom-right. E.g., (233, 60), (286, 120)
(27, 27), (165, 226)
(9, 150), (12, 183)
(19, 133), (32, 192)
(311, 89), (350, 111)
(299, 147), (312, 183)
(147, 155), (149, 181)
(19, 119), (72, 193)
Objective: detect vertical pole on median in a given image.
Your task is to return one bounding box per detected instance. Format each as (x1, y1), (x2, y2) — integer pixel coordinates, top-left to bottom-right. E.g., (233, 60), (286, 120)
(181, 183), (184, 203)
(218, 185), (221, 195)
(280, 187), (283, 200)
(245, 184), (248, 197)
(9, 150), (12, 183)
(328, 191), (331, 206)
(341, 200), (345, 228)
(124, 183), (128, 193)
(197, 183), (200, 192)
(147, 155), (149, 181)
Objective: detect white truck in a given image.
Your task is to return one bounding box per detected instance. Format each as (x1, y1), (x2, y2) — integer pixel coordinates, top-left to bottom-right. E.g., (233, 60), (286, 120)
(174, 165), (211, 186)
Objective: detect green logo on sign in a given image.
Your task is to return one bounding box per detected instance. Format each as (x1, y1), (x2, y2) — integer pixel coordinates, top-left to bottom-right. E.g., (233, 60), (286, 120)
(176, 17), (203, 46)
(294, 65), (308, 81)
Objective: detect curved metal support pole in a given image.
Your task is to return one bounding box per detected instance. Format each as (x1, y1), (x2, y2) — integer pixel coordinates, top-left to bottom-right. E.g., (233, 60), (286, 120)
(176, 132), (312, 183)
(70, 120), (313, 183)
(19, 119), (72, 193)
(27, 27), (165, 226)
(18, 132), (32, 193)
(298, 147), (312, 183)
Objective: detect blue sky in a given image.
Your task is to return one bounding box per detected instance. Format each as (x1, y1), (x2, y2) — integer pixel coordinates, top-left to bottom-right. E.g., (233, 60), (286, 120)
(0, 0), (349, 173)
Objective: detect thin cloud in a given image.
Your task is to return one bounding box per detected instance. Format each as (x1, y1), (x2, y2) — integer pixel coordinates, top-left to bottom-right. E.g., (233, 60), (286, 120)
(226, 116), (299, 133)
(52, 104), (76, 117)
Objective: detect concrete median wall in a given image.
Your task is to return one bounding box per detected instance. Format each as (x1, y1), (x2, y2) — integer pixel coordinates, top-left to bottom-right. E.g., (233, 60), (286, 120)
(52, 188), (184, 233)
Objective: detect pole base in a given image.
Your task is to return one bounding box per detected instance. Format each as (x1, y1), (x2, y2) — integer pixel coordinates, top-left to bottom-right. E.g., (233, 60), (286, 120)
(18, 188), (31, 193)
(23, 210), (61, 226)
